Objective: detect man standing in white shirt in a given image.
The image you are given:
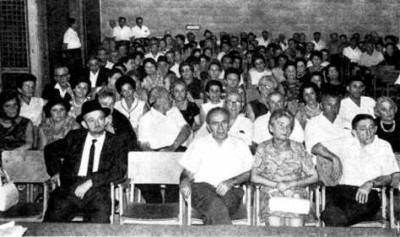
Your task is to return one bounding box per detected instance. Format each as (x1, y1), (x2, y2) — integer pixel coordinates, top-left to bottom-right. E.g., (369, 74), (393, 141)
(112, 17), (132, 47)
(313, 114), (399, 226)
(131, 17), (151, 39)
(311, 32), (327, 51)
(256, 30), (271, 47)
(179, 107), (253, 225)
(63, 18), (82, 79)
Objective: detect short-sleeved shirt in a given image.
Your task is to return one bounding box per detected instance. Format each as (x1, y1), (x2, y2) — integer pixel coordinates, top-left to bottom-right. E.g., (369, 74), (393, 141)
(253, 112), (304, 144)
(63, 27), (81, 49)
(114, 98), (146, 130)
(179, 134), (253, 187)
(138, 107), (188, 149)
(322, 136), (400, 186)
(336, 96), (376, 130)
(19, 97), (46, 127)
(304, 113), (349, 154)
(112, 26), (132, 41)
(131, 25), (150, 39)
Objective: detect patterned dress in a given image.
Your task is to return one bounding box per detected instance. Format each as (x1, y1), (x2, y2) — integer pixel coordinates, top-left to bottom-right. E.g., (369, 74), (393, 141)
(253, 139), (315, 222)
(39, 116), (78, 144)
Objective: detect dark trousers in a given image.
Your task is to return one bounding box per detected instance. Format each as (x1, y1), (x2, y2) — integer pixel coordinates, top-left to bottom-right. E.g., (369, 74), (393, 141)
(136, 184), (179, 203)
(321, 185), (380, 226)
(63, 48), (82, 80)
(44, 186), (111, 223)
(191, 182), (243, 225)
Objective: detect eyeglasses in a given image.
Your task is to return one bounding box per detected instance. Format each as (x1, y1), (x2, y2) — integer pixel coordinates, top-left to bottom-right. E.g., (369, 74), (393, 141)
(55, 73), (69, 78)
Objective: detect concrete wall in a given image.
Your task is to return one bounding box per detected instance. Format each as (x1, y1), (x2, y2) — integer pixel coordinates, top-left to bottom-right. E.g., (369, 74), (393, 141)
(99, 0), (400, 40)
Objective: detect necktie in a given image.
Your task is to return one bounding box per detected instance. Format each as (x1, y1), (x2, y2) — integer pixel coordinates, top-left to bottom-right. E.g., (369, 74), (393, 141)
(87, 139), (97, 176)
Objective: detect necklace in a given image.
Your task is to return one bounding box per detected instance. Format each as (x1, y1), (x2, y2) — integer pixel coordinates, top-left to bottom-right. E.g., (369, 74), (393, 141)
(380, 120), (396, 133)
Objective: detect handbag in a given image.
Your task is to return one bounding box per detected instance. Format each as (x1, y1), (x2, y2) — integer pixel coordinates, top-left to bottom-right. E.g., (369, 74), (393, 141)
(0, 168), (19, 212)
(269, 196), (310, 215)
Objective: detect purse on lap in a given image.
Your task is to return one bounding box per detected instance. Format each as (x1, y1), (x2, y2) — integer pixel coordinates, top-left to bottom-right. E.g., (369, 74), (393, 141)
(269, 196), (310, 215)
(0, 168), (19, 212)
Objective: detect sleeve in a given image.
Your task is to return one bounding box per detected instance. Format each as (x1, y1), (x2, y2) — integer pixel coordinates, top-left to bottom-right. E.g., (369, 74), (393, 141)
(291, 119), (305, 143)
(112, 27), (118, 38)
(179, 140), (201, 174)
(253, 118), (267, 144)
(173, 107), (188, 128)
(304, 121), (317, 154)
(298, 144), (316, 177)
(63, 30), (69, 44)
(380, 143), (400, 176)
(137, 116), (150, 144)
(239, 142), (254, 172)
(321, 137), (344, 157)
(144, 26), (150, 37)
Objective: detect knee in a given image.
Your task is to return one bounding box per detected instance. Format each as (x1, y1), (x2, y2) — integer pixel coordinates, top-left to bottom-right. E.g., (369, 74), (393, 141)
(321, 206), (348, 227)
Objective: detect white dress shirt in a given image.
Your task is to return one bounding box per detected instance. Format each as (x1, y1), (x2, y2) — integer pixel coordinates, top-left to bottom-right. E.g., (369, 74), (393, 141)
(112, 26), (132, 41)
(342, 46), (362, 63)
(89, 70), (99, 88)
(248, 68), (272, 86)
(63, 27), (81, 49)
(54, 83), (68, 98)
(253, 112), (304, 144)
(144, 52), (163, 61)
(78, 132), (106, 176)
(179, 134), (253, 187)
(322, 136), (399, 186)
(131, 25), (150, 38)
(138, 107), (188, 149)
(336, 96), (376, 130)
(256, 37), (270, 47)
(312, 39), (327, 51)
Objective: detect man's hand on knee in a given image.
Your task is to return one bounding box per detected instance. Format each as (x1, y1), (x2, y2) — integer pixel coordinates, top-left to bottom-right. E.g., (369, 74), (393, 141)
(216, 180), (233, 196)
(355, 181), (373, 204)
(74, 179), (93, 199)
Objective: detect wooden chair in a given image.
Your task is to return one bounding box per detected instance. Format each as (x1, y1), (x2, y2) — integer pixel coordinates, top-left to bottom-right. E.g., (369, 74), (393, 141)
(0, 150), (50, 222)
(254, 184), (322, 227)
(186, 184), (252, 225)
(116, 152), (185, 225)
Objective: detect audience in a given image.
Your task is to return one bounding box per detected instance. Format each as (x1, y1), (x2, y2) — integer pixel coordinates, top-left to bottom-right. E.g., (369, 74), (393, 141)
(6, 23), (400, 227)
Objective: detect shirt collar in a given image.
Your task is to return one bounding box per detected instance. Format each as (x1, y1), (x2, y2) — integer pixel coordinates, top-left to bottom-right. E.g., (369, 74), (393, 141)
(86, 131), (106, 144)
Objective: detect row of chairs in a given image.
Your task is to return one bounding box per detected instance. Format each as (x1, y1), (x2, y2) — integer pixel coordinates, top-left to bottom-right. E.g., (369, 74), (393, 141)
(0, 150), (398, 228)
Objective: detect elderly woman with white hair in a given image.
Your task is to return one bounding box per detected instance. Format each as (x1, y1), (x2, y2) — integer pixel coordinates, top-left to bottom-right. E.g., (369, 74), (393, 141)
(251, 109), (318, 227)
(246, 75), (278, 121)
(374, 96), (400, 152)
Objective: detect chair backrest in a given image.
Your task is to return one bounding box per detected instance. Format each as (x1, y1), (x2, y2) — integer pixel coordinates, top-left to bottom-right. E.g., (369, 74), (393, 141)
(1, 150), (50, 183)
(128, 152), (183, 185)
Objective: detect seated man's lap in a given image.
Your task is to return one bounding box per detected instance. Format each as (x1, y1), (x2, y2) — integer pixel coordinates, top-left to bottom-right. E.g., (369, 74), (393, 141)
(322, 185), (380, 226)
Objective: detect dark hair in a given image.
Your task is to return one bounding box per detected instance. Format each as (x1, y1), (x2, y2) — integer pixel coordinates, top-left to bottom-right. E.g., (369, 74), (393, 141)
(115, 76), (136, 94)
(208, 60), (222, 70)
(71, 76), (91, 96)
(43, 99), (71, 118)
(284, 62), (296, 71)
(67, 18), (76, 27)
(157, 55), (168, 64)
(179, 61), (194, 74)
(224, 68), (241, 80)
(299, 82), (320, 103)
(0, 90), (20, 119)
(351, 114), (375, 130)
(143, 58), (157, 69)
(16, 74), (37, 89)
(205, 80), (223, 93)
(108, 68), (123, 78)
(118, 17), (126, 22)
(252, 54), (265, 66)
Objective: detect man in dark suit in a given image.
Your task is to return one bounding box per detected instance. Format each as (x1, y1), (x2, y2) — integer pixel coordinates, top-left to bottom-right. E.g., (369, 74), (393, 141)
(42, 65), (74, 102)
(84, 56), (109, 90)
(44, 100), (127, 223)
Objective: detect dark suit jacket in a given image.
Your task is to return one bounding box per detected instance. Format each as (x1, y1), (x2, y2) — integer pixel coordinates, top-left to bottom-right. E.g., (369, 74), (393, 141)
(44, 129), (127, 194)
(42, 83), (73, 102)
(82, 67), (109, 88)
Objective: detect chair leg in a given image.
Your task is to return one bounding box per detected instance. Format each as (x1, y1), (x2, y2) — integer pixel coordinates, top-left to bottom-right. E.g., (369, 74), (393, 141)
(390, 188), (395, 229)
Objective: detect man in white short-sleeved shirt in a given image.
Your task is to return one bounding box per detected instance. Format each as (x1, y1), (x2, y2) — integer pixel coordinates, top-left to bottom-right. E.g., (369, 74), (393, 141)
(131, 17), (150, 39)
(313, 114), (399, 226)
(253, 92), (304, 144)
(305, 92), (349, 155)
(138, 87), (191, 151)
(336, 78), (376, 130)
(179, 107), (253, 225)
(112, 17), (132, 42)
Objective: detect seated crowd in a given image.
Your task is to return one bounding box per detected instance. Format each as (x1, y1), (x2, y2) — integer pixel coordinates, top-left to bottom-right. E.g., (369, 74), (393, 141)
(2, 18), (400, 227)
